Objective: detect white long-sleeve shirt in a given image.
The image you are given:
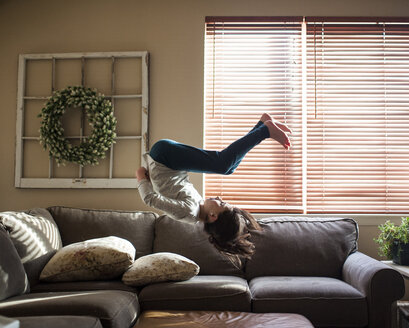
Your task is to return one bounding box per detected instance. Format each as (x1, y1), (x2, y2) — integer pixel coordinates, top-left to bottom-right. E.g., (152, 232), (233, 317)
(137, 154), (203, 222)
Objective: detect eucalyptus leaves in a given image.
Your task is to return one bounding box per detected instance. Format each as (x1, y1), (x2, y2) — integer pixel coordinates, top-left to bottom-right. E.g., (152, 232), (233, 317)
(39, 86), (117, 166)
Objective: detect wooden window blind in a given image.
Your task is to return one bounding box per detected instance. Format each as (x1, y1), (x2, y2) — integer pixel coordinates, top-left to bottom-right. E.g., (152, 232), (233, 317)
(306, 18), (409, 213)
(205, 17), (409, 214)
(204, 17), (304, 213)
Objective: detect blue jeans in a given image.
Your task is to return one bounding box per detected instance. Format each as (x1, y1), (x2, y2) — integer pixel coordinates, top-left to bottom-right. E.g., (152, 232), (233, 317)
(149, 121), (269, 175)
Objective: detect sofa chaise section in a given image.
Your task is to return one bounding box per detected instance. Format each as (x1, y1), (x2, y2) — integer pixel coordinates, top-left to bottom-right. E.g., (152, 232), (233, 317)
(0, 290), (139, 328)
(0, 207), (153, 328)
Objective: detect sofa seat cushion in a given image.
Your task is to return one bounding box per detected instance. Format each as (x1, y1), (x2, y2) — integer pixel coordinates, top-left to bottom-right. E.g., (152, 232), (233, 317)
(30, 280), (139, 294)
(0, 290), (139, 328)
(16, 316), (103, 328)
(250, 276), (367, 327)
(139, 275), (251, 312)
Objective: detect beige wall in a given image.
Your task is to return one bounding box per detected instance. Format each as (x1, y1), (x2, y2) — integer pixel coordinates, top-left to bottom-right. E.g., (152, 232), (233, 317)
(1, 0), (408, 258)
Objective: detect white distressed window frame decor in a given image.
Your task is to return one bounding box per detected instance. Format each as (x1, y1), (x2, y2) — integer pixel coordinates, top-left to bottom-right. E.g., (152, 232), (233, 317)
(15, 51), (149, 188)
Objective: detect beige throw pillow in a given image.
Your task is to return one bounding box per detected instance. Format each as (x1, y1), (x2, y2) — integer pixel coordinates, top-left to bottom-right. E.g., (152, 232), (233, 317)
(40, 236), (135, 282)
(122, 252), (200, 286)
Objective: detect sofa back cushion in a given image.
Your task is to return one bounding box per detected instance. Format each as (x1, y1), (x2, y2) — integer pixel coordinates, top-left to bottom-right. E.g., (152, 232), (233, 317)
(47, 206), (157, 260)
(153, 215), (244, 277)
(245, 217), (358, 280)
(0, 224), (29, 300)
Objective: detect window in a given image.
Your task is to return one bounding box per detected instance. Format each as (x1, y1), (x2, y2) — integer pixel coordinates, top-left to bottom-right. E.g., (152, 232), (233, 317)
(205, 17), (304, 213)
(204, 17), (409, 214)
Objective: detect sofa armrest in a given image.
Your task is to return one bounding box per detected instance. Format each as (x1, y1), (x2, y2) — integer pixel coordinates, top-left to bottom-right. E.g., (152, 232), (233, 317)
(342, 251), (404, 328)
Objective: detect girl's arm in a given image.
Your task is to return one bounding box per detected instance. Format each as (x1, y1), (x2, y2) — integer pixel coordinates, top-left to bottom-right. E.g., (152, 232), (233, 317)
(136, 167), (197, 219)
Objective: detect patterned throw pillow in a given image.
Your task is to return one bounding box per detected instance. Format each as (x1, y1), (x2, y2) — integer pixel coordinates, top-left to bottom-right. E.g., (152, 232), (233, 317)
(122, 252), (200, 286)
(0, 209), (62, 263)
(40, 236), (135, 282)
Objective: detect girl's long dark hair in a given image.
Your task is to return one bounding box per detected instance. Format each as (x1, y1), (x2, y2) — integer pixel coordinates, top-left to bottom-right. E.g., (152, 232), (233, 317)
(203, 207), (262, 268)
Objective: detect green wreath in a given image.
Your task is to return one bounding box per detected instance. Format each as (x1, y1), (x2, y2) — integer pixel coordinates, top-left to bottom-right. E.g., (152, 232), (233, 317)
(38, 86), (117, 166)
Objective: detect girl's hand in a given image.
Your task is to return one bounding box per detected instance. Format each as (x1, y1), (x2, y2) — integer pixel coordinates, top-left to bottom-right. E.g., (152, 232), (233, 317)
(136, 167), (149, 181)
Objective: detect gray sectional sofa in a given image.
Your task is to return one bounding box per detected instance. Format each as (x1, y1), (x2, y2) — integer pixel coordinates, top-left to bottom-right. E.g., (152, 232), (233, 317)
(0, 206), (405, 328)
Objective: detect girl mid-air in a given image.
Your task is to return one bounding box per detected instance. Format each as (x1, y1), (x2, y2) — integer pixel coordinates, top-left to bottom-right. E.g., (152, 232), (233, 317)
(136, 113), (291, 264)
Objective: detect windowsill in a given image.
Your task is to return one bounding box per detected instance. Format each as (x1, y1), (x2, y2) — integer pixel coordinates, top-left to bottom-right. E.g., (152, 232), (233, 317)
(252, 213), (409, 226)
(382, 261), (409, 278)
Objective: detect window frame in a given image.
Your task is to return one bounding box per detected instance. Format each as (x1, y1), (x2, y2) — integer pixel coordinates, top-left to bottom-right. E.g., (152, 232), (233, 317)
(15, 51), (149, 189)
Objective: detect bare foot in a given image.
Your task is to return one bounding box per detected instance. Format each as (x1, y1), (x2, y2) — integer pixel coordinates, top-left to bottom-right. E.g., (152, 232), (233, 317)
(260, 113), (272, 123)
(260, 114), (292, 135)
(264, 120), (291, 150)
(273, 120), (292, 135)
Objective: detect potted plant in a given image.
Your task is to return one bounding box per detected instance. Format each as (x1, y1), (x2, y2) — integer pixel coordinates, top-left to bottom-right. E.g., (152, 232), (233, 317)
(375, 217), (409, 265)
